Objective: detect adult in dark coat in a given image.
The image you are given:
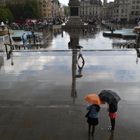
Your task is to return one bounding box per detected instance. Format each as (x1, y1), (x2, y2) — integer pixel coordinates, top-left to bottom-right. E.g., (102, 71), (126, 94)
(108, 101), (118, 131)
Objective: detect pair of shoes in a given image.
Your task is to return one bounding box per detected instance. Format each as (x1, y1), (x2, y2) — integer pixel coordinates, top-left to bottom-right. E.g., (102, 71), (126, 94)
(108, 126), (114, 132)
(108, 126), (112, 131)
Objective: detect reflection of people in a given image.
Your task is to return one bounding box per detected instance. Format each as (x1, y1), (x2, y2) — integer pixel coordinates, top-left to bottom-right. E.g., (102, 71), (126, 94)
(108, 102), (118, 131)
(77, 49), (85, 63)
(135, 47), (140, 64)
(85, 104), (100, 136)
(76, 49), (85, 78)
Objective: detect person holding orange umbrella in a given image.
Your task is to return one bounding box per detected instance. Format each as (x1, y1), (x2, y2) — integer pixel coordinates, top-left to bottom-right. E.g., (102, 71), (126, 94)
(85, 94), (103, 136)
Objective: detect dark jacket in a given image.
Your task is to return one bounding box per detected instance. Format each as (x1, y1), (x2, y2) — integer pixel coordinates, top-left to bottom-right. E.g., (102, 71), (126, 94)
(86, 104), (100, 118)
(109, 103), (118, 113)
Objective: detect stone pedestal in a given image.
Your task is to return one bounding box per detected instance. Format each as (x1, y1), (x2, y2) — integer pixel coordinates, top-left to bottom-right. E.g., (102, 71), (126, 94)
(65, 0), (84, 29)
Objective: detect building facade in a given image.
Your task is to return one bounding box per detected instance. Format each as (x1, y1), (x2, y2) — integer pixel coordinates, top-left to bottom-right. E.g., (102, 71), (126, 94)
(102, 1), (114, 21)
(113, 0), (130, 22)
(130, 0), (140, 22)
(38, 0), (62, 19)
(79, 0), (102, 22)
(103, 0), (140, 23)
(38, 0), (53, 19)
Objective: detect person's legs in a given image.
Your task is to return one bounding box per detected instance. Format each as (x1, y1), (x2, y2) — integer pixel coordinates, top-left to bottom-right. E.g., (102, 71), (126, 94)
(88, 123), (91, 134)
(91, 125), (95, 136)
(110, 118), (115, 130)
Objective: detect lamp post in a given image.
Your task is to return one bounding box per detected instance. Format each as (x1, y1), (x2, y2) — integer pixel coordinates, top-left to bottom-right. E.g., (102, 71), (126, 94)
(8, 27), (12, 45)
(5, 20), (12, 45)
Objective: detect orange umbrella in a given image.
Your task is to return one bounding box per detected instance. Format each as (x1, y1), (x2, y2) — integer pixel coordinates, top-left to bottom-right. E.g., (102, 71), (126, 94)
(85, 93), (102, 105)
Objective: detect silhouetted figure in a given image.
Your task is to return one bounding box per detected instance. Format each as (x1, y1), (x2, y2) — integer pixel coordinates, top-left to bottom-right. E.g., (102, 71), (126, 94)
(110, 26), (115, 34)
(32, 31), (36, 45)
(135, 47), (140, 64)
(22, 33), (26, 45)
(85, 104), (100, 136)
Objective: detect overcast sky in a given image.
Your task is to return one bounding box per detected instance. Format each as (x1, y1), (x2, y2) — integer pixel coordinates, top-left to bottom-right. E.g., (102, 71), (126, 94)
(59, 0), (114, 5)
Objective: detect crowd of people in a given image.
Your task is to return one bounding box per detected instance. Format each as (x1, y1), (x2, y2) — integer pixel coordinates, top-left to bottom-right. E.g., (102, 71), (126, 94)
(9, 17), (66, 31)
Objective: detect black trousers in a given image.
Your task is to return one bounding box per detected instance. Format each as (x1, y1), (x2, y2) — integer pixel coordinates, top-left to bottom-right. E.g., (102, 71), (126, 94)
(110, 118), (115, 130)
(88, 124), (95, 136)
(87, 118), (98, 135)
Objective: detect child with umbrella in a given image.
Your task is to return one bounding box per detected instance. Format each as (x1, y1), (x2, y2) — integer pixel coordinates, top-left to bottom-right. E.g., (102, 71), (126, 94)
(85, 94), (102, 136)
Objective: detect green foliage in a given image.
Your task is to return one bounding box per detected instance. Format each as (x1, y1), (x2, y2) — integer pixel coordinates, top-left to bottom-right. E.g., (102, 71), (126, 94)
(0, 6), (13, 22)
(64, 6), (70, 17)
(24, 0), (39, 18)
(7, 0), (39, 20)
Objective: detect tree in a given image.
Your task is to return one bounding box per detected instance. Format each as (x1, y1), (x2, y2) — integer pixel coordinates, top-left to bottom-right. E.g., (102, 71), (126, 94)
(64, 6), (69, 17)
(0, 7), (13, 22)
(23, 0), (39, 18)
(6, 0), (39, 20)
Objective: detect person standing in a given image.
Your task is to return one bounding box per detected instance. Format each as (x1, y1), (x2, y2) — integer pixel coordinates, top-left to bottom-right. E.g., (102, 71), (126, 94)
(85, 104), (100, 136)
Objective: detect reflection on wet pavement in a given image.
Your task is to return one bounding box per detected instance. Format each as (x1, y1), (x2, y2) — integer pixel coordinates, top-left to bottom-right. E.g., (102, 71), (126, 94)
(0, 50), (140, 101)
(0, 29), (140, 140)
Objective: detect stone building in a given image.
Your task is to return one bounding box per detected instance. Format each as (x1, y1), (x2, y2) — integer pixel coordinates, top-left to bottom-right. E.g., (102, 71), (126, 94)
(102, 1), (114, 21)
(38, 0), (53, 19)
(52, 0), (61, 19)
(38, 0), (62, 19)
(130, 0), (140, 22)
(59, 4), (65, 18)
(113, 0), (130, 22)
(79, 0), (102, 22)
(103, 0), (140, 23)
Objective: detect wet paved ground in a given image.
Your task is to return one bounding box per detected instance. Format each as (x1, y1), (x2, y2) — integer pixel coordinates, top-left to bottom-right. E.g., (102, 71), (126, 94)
(0, 50), (140, 140)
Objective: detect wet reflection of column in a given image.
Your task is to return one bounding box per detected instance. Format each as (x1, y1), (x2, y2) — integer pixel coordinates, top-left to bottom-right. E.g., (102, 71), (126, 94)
(135, 33), (140, 64)
(64, 0), (84, 102)
(68, 31), (79, 103)
(71, 49), (78, 101)
(71, 47), (85, 103)
(4, 44), (14, 65)
(0, 56), (4, 70)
